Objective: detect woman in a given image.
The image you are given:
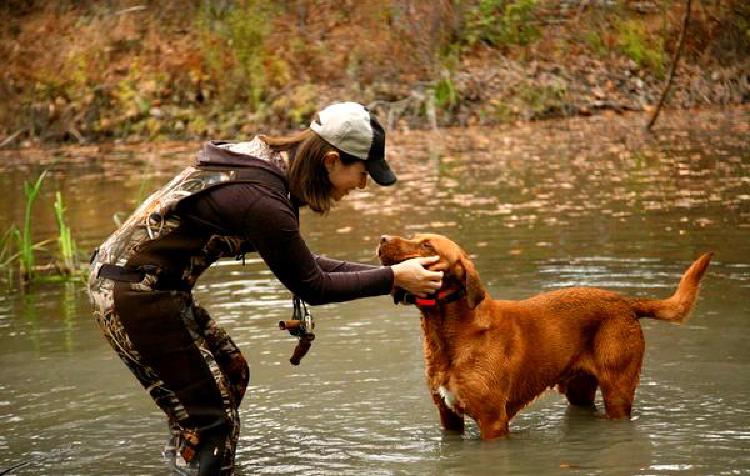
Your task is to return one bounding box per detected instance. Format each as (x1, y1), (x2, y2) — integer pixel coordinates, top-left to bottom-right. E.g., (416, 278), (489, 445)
(87, 102), (442, 475)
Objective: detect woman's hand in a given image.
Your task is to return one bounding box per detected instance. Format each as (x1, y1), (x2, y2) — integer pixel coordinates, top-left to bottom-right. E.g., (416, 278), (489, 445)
(391, 256), (443, 297)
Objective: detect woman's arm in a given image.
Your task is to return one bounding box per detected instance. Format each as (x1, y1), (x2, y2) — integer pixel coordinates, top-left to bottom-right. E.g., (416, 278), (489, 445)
(207, 184), (393, 305)
(315, 255), (443, 296)
(249, 208), (442, 301)
(250, 212), (393, 304)
(314, 255), (380, 273)
(196, 183), (441, 304)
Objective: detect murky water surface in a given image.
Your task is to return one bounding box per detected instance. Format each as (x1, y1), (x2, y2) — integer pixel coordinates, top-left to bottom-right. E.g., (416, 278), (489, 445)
(1, 108), (749, 475)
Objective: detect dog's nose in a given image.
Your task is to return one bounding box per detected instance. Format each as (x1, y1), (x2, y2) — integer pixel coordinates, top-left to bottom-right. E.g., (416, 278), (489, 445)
(380, 235), (391, 245)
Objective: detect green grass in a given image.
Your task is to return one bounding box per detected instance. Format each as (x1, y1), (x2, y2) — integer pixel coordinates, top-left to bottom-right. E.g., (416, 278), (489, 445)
(584, 30), (608, 57)
(0, 225), (17, 266)
(461, 0), (540, 49)
(434, 73), (457, 110)
(19, 171), (47, 282)
(616, 19), (665, 76)
(197, 0), (276, 111)
(54, 190), (78, 273)
(0, 170), (85, 286)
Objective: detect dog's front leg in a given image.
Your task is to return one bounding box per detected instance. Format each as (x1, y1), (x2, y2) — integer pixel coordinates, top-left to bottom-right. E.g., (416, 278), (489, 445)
(431, 394), (465, 434)
(475, 407), (510, 440)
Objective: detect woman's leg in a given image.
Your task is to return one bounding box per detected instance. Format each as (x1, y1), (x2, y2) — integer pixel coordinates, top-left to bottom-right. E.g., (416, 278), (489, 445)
(191, 304), (249, 472)
(91, 284), (187, 423)
(192, 305), (249, 407)
(99, 284), (241, 475)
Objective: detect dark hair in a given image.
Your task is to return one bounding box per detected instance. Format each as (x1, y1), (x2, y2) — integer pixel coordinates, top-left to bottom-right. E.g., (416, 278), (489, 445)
(261, 129), (358, 214)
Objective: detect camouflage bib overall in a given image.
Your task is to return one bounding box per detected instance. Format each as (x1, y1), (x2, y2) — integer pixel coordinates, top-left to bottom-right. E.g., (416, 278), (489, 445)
(88, 138), (285, 475)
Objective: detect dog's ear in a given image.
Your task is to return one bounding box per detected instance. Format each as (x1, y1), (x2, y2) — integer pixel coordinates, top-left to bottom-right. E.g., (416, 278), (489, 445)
(427, 259), (449, 272)
(456, 254), (486, 309)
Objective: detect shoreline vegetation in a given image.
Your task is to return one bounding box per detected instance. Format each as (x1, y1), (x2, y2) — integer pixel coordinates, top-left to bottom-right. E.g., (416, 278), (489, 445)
(1, 0), (748, 148)
(1, 170), (85, 288)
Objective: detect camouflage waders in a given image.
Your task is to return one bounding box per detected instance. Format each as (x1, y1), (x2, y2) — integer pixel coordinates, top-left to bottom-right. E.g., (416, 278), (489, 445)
(88, 139), (284, 475)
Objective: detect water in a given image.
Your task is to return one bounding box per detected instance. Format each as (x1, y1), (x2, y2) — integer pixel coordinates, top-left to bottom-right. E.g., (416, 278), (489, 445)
(1, 107), (749, 475)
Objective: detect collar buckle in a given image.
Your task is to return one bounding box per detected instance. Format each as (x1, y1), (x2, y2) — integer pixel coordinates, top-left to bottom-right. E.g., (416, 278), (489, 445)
(394, 288), (465, 308)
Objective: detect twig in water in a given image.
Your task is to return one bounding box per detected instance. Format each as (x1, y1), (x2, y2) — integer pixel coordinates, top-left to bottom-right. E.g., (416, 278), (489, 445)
(0, 129), (26, 149)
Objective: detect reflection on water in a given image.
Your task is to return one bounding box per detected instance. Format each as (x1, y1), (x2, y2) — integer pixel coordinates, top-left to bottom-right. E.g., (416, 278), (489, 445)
(0, 107), (749, 474)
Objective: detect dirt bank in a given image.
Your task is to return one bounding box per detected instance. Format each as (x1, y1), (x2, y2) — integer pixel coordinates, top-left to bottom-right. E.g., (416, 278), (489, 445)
(1, 1), (748, 147)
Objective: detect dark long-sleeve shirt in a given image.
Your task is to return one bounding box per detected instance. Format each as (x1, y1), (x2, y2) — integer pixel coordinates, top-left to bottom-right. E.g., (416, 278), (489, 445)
(180, 181), (394, 305)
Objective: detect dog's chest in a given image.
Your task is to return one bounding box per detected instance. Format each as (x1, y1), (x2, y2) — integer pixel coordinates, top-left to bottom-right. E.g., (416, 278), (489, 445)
(438, 385), (461, 413)
(420, 313), (469, 414)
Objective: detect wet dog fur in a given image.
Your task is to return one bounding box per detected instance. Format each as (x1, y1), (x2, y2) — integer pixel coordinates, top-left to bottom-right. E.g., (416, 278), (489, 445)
(378, 233), (712, 440)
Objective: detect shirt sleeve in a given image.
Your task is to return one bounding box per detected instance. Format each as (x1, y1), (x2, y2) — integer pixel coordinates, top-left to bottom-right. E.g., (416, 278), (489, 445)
(314, 255), (382, 273)
(203, 183), (394, 305)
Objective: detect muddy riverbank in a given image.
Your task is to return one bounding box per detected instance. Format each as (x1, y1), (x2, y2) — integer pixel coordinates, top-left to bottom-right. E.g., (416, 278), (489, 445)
(1, 1), (748, 147)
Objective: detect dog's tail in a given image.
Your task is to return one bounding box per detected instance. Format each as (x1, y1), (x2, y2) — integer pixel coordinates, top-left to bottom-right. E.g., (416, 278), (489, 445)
(630, 252), (713, 323)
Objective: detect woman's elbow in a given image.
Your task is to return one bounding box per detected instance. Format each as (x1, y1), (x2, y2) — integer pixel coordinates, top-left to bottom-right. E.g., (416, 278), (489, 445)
(300, 294), (328, 306)
(293, 286), (329, 306)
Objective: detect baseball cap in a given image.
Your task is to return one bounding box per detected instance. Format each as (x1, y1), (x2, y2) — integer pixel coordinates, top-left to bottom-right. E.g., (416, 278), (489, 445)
(310, 102), (396, 186)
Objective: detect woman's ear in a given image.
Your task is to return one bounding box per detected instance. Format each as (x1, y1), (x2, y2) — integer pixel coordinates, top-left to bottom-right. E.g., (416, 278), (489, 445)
(323, 151), (339, 172)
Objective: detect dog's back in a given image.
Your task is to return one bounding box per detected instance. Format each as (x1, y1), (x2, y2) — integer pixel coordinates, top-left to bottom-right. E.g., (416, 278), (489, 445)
(481, 252), (713, 423)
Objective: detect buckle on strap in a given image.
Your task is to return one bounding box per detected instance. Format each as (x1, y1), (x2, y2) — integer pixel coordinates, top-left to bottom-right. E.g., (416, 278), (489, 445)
(395, 288), (465, 308)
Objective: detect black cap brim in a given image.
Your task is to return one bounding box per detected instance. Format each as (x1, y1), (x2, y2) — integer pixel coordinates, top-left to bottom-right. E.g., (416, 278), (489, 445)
(364, 113), (395, 185)
(365, 158), (397, 186)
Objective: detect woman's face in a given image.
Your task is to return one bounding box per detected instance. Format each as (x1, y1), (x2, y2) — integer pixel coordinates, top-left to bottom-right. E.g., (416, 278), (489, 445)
(325, 153), (368, 201)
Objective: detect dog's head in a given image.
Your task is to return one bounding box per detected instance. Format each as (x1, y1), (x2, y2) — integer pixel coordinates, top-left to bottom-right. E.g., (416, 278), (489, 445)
(377, 233), (486, 309)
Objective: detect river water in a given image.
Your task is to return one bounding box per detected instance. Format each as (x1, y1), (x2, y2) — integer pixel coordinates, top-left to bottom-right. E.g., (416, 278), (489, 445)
(0, 107), (748, 475)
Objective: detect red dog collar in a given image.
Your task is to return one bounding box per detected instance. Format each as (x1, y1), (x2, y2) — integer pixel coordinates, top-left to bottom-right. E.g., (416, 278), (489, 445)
(414, 289), (465, 308)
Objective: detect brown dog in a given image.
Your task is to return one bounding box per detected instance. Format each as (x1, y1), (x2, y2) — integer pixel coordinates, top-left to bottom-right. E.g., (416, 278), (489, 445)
(378, 233), (712, 440)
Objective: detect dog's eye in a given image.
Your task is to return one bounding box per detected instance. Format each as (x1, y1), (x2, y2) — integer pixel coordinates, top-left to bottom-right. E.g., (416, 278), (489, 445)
(420, 241), (436, 252)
